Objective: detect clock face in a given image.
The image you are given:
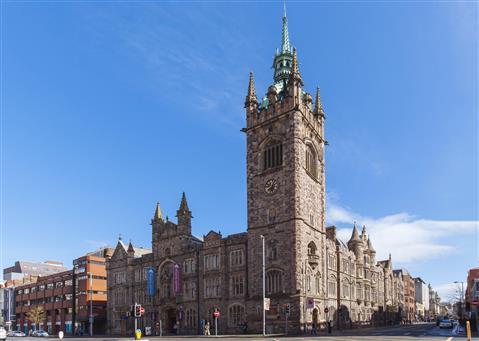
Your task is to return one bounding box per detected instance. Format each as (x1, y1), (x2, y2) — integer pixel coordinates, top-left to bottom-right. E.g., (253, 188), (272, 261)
(264, 178), (278, 195)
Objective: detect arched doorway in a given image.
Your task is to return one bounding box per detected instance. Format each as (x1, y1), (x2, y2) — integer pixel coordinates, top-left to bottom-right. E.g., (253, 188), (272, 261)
(165, 308), (176, 334)
(312, 308), (319, 325)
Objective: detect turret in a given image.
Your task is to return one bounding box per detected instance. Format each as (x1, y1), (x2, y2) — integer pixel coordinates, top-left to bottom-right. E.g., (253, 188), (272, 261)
(361, 225), (367, 242)
(367, 235), (376, 263)
(348, 223), (364, 260)
(176, 192), (192, 235)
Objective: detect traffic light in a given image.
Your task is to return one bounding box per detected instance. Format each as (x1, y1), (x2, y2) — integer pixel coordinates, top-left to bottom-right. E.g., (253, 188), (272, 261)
(284, 303), (291, 316)
(134, 303), (142, 317)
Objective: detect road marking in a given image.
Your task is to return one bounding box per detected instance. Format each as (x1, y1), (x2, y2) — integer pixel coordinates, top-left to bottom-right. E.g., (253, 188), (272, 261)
(446, 337), (453, 341)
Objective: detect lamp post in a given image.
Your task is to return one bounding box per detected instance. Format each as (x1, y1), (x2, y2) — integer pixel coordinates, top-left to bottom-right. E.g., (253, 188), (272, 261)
(261, 235), (266, 336)
(89, 271), (93, 336)
(72, 264), (78, 335)
(454, 281), (465, 322)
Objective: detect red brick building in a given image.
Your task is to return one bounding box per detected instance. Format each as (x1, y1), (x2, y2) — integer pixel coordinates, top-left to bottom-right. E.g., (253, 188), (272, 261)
(466, 267), (479, 331)
(14, 248), (112, 335)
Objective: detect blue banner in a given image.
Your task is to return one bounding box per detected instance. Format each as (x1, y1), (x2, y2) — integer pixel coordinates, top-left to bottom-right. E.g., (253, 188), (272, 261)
(147, 267), (156, 296)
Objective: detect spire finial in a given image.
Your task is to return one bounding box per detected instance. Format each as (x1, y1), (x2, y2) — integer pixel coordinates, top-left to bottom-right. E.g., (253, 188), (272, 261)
(118, 233), (122, 241)
(245, 71), (258, 107)
(314, 87), (325, 116)
(153, 202), (163, 221)
(284, 0), (287, 18)
(288, 48), (303, 85)
(281, 3), (290, 53)
(179, 192), (190, 213)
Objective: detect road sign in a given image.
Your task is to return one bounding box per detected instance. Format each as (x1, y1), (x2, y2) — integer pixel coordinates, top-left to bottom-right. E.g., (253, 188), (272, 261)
(324, 307), (329, 314)
(264, 298), (271, 311)
(213, 310), (220, 317)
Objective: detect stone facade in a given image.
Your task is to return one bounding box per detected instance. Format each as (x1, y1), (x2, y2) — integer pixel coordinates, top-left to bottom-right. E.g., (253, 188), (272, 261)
(106, 10), (405, 336)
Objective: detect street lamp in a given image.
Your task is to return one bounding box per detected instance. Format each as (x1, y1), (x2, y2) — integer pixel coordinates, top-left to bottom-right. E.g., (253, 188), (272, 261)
(260, 235), (266, 336)
(454, 281), (465, 321)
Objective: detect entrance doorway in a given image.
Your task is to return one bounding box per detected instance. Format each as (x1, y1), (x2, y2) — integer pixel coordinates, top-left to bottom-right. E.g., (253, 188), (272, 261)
(312, 308), (319, 325)
(165, 308), (176, 334)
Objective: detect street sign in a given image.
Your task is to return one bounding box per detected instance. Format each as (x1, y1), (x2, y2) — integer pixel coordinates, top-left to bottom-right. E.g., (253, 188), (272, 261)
(213, 310), (220, 318)
(264, 298), (271, 311)
(324, 307), (329, 314)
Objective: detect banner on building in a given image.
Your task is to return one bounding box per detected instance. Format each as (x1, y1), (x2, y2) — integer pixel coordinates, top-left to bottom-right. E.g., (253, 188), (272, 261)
(147, 267), (156, 297)
(306, 297), (315, 309)
(173, 263), (181, 294)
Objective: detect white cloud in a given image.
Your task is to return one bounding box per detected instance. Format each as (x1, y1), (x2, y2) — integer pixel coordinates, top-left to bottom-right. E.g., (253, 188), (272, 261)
(327, 203), (478, 264)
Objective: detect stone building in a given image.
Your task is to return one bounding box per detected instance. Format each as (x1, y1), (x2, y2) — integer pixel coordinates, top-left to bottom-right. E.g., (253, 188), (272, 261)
(106, 9), (403, 336)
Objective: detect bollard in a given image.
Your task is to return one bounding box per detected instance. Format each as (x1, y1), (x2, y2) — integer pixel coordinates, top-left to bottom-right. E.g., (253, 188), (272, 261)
(466, 320), (471, 341)
(135, 329), (142, 340)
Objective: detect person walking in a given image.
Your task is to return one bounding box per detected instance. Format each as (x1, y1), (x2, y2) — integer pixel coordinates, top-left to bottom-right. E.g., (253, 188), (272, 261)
(204, 321), (210, 336)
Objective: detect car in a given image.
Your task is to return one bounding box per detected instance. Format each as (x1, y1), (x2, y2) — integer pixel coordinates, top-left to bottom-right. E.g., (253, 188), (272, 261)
(31, 330), (49, 337)
(0, 327), (7, 341)
(7, 331), (26, 337)
(439, 319), (453, 328)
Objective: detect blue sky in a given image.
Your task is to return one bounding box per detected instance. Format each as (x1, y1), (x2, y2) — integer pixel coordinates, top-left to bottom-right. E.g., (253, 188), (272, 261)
(2, 1), (477, 299)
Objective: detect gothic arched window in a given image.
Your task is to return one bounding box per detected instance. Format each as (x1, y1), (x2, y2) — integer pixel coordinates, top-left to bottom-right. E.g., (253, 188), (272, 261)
(228, 304), (245, 327)
(308, 241), (317, 255)
(159, 264), (173, 298)
(266, 240), (278, 261)
(266, 270), (283, 294)
(263, 142), (283, 170)
(305, 144), (318, 178)
(315, 272), (322, 295)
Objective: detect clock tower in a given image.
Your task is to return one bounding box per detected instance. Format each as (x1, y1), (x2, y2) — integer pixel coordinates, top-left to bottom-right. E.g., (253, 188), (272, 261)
(244, 9), (327, 333)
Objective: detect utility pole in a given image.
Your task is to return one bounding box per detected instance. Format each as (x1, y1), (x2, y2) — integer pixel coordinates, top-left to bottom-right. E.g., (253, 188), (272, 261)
(89, 271), (93, 336)
(261, 235), (266, 336)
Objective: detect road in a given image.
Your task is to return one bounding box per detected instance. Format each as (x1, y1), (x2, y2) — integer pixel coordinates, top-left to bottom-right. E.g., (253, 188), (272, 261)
(9, 324), (467, 341)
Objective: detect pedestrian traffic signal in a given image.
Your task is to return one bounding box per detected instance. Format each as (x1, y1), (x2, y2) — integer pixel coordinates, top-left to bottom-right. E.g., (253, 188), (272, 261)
(134, 304), (144, 317)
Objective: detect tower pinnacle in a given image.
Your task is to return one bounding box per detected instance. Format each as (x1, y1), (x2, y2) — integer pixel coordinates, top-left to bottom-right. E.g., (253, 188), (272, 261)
(245, 71), (258, 107)
(178, 192), (190, 213)
(282, 3), (290, 53)
(288, 48), (303, 85)
(314, 87), (325, 117)
(152, 202), (163, 221)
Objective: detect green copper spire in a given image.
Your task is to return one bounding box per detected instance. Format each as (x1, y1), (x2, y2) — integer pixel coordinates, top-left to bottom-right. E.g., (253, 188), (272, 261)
(273, 3), (294, 85)
(281, 2), (290, 53)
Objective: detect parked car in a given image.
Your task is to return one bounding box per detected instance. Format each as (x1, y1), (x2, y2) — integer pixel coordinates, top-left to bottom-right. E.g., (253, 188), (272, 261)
(31, 330), (49, 337)
(439, 319), (453, 328)
(7, 331), (26, 337)
(0, 327), (7, 341)
(436, 316), (443, 326)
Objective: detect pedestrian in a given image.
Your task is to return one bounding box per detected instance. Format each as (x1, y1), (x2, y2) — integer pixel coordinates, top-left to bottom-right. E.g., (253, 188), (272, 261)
(204, 321), (210, 336)
(173, 321), (178, 335)
(311, 322), (317, 336)
(327, 320), (332, 334)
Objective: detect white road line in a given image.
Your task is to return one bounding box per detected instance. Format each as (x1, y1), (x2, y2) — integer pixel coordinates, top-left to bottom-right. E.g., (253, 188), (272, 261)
(446, 337), (453, 341)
